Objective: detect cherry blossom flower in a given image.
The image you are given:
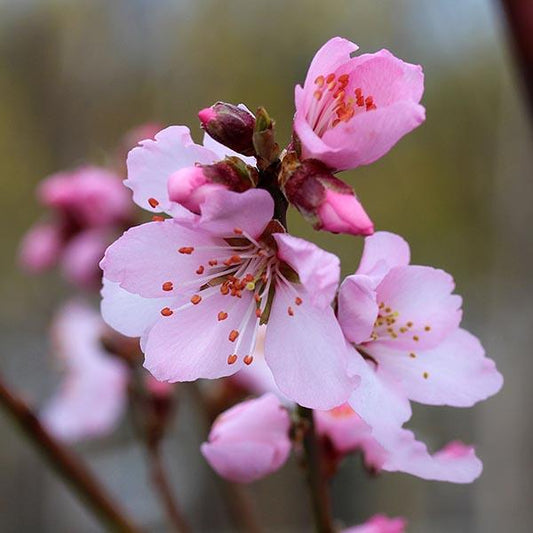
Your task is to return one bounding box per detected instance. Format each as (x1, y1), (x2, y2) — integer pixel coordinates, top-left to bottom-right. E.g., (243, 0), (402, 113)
(342, 514), (406, 533)
(294, 37), (425, 171)
(315, 403), (482, 483)
(19, 166), (132, 289)
(337, 232), (503, 453)
(201, 393), (291, 483)
(125, 125), (254, 216)
(100, 188), (357, 409)
(41, 302), (129, 442)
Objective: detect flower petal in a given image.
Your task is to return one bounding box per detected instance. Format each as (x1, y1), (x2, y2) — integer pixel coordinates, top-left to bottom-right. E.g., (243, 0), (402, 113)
(374, 265), (462, 350)
(202, 130), (256, 166)
(356, 231), (410, 284)
(125, 126), (218, 215)
(370, 328), (503, 407)
(273, 233), (340, 309)
(337, 275), (378, 344)
(101, 279), (180, 338)
(143, 290), (258, 381)
(100, 219), (217, 298)
(265, 285), (357, 409)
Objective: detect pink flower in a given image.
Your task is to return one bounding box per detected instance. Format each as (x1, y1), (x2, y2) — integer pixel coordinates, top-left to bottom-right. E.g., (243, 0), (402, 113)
(39, 166), (132, 228)
(41, 302), (129, 442)
(18, 223), (63, 273)
(201, 393), (291, 483)
(336, 232), (502, 479)
(126, 125), (254, 216)
(100, 188), (356, 409)
(343, 514), (407, 533)
(315, 403), (482, 483)
(294, 37), (425, 171)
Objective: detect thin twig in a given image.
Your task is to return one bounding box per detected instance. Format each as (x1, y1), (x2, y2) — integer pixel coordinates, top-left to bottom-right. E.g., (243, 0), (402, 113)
(0, 374), (141, 533)
(147, 444), (190, 533)
(297, 405), (334, 533)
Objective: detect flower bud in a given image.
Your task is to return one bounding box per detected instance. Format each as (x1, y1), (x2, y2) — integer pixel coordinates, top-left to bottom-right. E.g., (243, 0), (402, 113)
(283, 159), (374, 236)
(198, 102), (256, 157)
(201, 393), (291, 483)
(168, 158), (257, 213)
(18, 223), (63, 273)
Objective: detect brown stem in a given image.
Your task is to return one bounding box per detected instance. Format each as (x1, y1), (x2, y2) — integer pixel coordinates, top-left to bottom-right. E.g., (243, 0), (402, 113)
(500, 0), (533, 115)
(188, 382), (264, 533)
(297, 405), (334, 533)
(0, 374), (141, 533)
(147, 444), (190, 533)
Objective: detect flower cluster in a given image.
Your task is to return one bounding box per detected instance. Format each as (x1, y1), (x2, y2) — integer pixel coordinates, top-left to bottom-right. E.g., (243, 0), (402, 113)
(98, 37), (502, 496)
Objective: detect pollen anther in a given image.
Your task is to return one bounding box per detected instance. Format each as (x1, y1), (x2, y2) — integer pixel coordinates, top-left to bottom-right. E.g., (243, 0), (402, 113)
(162, 281), (173, 291)
(190, 294), (202, 305)
(160, 307), (173, 317)
(228, 330), (239, 342)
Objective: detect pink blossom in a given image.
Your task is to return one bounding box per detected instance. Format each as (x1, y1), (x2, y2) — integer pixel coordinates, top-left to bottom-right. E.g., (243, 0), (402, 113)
(343, 514), (407, 533)
(126, 125), (254, 216)
(201, 393), (291, 483)
(100, 188), (356, 409)
(18, 223), (63, 273)
(294, 37), (425, 171)
(336, 232), (502, 480)
(317, 189), (374, 235)
(41, 302), (129, 442)
(38, 166), (131, 228)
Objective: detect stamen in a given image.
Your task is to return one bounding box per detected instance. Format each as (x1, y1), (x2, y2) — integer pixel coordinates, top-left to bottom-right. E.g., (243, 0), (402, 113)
(287, 306), (294, 316)
(148, 197), (159, 208)
(314, 75), (325, 87)
(423, 372), (429, 379)
(413, 335), (419, 342)
(152, 215), (165, 222)
(409, 352), (417, 358)
(227, 354), (238, 365)
(160, 307), (173, 317)
(243, 355), (253, 366)
(233, 227), (243, 235)
(218, 311), (228, 321)
(196, 265), (205, 275)
(209, 259), (218, 266)
(295, 297), (303, 306)
(424, 326), (431, 331)
(162, 281), (173, 291)
(228, 330), (239, 342)
(178, 247), (194, 254)
(326, 73), (335, 84)
(190, 294), (202, 305)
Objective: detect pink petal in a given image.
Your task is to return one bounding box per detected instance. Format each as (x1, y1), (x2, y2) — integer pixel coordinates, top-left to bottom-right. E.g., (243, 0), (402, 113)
(125, 126), (219, 215)
(273, 233), (340, 309)
(356, 231), (410, 284)
(40, 302), (128, 442)
(337, 275), (378, 344)
(175, 188), (274, 239)
(100, 219), (218, 298)
(18, 223), (63, 273)
(143, 290), (258, 381)
(375, 265), (462, 350)
(101, 279), (180, 338)
(265, 286), (357, 409)
(370, 328), (503, 407)
(343, 514), (407, 533)
(382, 430), (483, 483)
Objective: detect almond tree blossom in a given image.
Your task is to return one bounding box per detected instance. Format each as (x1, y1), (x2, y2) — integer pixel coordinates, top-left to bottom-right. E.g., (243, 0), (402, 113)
(101, 188), (356, 409)
(294, 37), (425, 171)
(337, 232), (503, 446)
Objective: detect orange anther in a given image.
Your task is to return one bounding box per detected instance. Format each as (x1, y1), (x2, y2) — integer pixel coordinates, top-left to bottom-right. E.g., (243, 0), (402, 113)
(287, 306), (294, 316)
(178, 247), (194, 254)
(152, 215), (165, 222)
(314, 90), (323, 101)
(162, 281), (173, 291)
(229, 330), (239, 342)
(295, 297), (303, 306)
(314, 75), (325, 87)
(160, 307), (173, 317)
(255, 308), (262, 318)
(148, 197), (159, 208)
(208, 259), (218, 266)
(338, 73), (349, 85)
(190, 294), (202, 305)
(218, 311), (228, 321)
(254, 294), (261, 303)
(354, 87), (363, 98)
(196, 265), (205, 275)
(220, 284), (230, 295)
(326, 73), (335, 84)
(243, 355), (254, 366)
(233, 227), (243, 235)
(227, 354), (238, 365)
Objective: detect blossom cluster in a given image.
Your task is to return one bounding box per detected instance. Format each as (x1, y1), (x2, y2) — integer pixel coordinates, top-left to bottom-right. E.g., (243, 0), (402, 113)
(21, 36), (503, 530)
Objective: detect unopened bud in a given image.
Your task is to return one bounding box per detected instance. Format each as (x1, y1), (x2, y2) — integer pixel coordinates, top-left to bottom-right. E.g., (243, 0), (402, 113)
(198, 102), (256, 157)
(284, 160), (374, 236)
(168, 158), (257, 213)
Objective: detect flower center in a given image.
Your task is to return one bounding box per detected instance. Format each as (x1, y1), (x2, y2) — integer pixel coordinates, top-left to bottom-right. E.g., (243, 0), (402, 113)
(306, 73), (377, 137)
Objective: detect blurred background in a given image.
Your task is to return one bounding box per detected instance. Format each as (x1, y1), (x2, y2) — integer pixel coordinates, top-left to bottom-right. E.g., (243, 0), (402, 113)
(1, 0), (531, 531)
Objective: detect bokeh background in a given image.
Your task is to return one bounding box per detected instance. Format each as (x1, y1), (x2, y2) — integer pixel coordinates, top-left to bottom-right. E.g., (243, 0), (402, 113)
(1, 0), (532, 531)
